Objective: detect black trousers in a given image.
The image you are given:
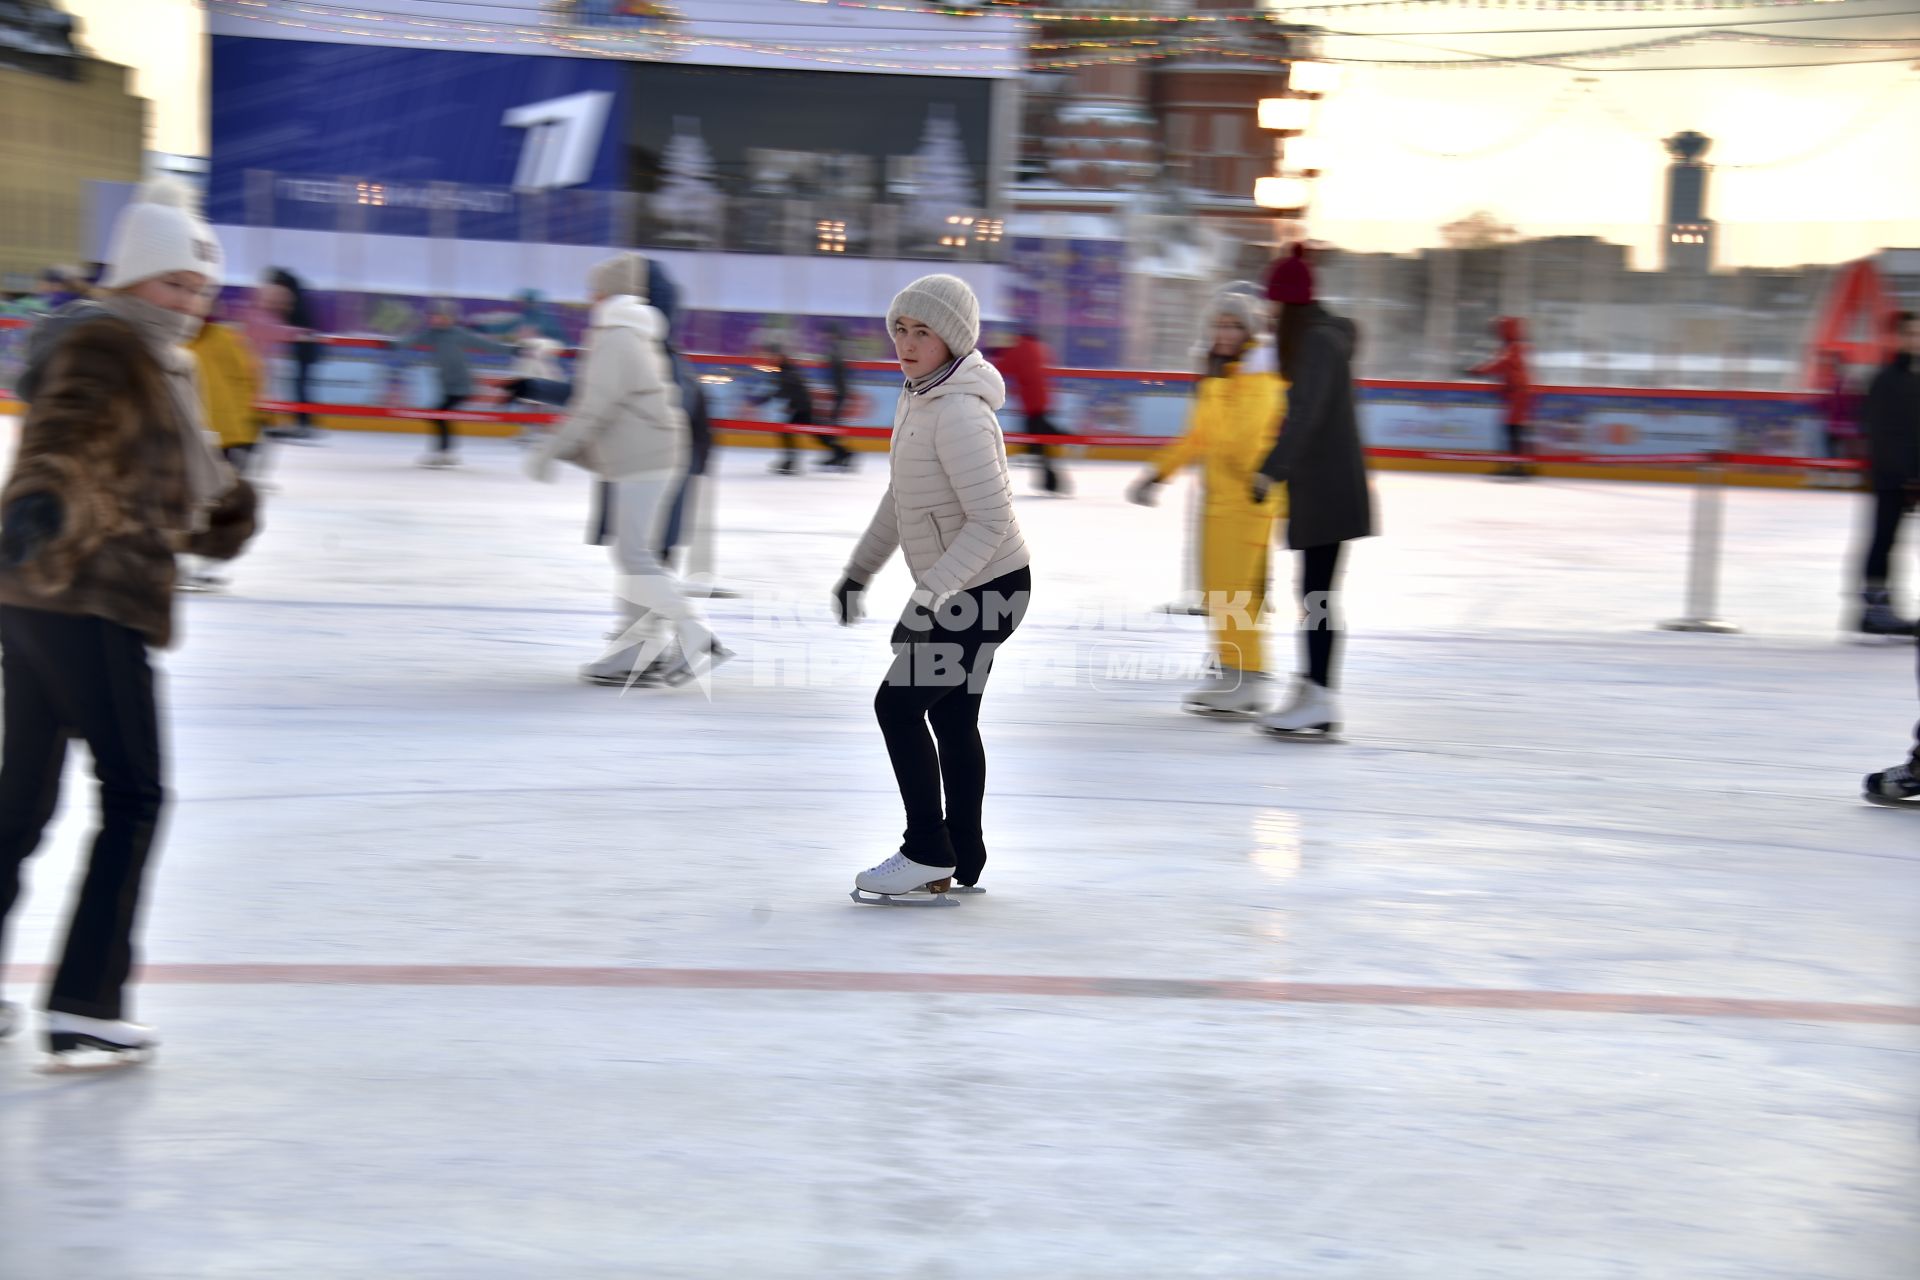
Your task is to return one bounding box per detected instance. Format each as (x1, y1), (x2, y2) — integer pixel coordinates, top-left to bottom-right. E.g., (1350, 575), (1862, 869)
(1862, 488), (1908, 588)
(0, 607), (165, 1021)
(1298, 543), (1345, 689)
(875, 567), (1031, 879)
(1505, 421), (1531, 461)
(1024, 412), (1065, 491)
(291, 340), (319, 429)
(433, 393), (464, 452)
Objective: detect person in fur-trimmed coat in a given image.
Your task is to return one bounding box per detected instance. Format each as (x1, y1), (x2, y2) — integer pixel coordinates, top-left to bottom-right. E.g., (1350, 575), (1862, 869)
(0, 179), (258, 1065)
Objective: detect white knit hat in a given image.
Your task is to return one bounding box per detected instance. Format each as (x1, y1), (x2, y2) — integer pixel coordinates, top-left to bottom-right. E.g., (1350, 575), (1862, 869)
(886, 274), (979, 358)
(102, 178), (224, 290)
(587, 252), (649, 302)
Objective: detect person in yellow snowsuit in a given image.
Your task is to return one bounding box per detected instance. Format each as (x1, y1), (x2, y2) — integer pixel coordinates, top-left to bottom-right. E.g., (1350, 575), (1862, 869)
(1128, 288), (1286, 716)
(190, 311), (262, 473)
(183, 310), (263, 591)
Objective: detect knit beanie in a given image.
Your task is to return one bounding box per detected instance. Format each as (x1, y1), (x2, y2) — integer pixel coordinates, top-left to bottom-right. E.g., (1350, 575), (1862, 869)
(587, 251), (650, 302)
(102, 178), (224, 291)
(1210, 287), (1262, 337)
(886, 274), (980, 358)
(1265, 243), (1314, 306)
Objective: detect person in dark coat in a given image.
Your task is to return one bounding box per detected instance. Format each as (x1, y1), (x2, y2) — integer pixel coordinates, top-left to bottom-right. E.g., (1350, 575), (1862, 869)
(754, 342), (816, 476)
(1857, 311), (1920, 637)
(1252, 243), (1374, 739)
(817, 326), (856, 471)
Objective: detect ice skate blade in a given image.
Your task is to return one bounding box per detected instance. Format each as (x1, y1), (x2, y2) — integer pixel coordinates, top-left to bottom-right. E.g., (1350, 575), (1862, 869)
(1863, 792), (1919, 808)
(1259, 723), (1342, 743)
(40, 1034), (155, 1073)
(1184, 702), (1257, 719)
(849, 888), (960, 908)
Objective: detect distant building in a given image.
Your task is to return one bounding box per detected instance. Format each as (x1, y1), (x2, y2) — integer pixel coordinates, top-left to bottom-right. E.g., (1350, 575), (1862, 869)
(0, 1), (145, 279)
(1663, 131), (1714, 275)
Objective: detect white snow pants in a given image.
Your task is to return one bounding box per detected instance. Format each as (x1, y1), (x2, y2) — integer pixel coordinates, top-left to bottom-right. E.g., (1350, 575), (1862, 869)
(610, 470), (714, 663)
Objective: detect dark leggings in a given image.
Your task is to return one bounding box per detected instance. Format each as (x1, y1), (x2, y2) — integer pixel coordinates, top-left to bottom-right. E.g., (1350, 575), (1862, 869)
(1863, 488), (1907, 587)
(0, 607), (164, 1021)
(1505, 421), (1530, 460)
(874, 567), (1031, 878)
(291, 341), (319, 429)
(434, 394), (463, 453)
(1298, 542), (1345, 689)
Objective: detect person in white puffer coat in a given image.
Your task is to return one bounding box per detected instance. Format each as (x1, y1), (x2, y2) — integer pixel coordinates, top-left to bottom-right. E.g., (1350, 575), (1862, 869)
(834, 275), (1033, 903)
(525, 252), (728, 687)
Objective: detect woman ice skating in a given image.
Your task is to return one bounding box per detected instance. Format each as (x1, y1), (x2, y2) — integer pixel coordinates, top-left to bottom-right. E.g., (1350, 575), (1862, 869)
(1128, 288), (1285, 717)
(836, 275), (1032, 905)
(524, 252), (729, 689)
(1251, 244), (1375, 740)
(0, 179), (259, 1068)
(390, 300), (516, 468)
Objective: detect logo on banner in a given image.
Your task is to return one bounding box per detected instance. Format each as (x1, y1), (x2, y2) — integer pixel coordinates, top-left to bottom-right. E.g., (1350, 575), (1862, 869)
(503, 91), (614, 192)
(544, 1), (682, 57)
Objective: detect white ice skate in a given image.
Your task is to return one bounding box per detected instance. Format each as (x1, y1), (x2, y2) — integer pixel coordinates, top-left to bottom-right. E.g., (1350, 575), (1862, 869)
(1183, 669), (1269, 718)
(41, 1013), (157, 1072)
(851, 852), (961, 907)
(1864, 763), (1920, 808)
(416, 451), (460, 469)
(581, 644), (668, 689)
(1257, 679), (1342, 742)
(658, 640), (737, 689)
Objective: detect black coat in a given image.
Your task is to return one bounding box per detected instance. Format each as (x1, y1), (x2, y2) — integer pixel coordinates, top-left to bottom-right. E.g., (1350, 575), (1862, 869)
(1863, 353), (1920, 493)
(1258, 305), (1375, 549)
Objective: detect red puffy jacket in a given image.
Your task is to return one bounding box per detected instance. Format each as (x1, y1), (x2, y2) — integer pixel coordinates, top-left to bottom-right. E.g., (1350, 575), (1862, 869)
(1470, 316), (1533, 426)
(995, 335), (1053, 418)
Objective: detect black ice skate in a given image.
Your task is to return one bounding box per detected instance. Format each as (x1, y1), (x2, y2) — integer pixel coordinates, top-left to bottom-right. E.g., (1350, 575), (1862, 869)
(0, 1000), (20, 1043)
(41, 1013), (158, 1072)
(1863, 763), (1920, 808)
(1856, 589), (1916, 640)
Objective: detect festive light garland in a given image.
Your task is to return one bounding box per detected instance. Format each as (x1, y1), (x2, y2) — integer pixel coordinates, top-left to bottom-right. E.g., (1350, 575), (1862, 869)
(206, 0), (1920, 73)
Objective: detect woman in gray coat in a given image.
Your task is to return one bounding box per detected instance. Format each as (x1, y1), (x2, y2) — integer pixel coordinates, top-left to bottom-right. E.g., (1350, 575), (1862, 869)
(1252, 245), (1374, 739)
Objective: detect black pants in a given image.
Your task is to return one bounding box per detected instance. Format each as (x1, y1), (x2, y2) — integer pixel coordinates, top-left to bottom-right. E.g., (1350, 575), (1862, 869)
(0, 607), (165, 1021)
(875, 567), (1031, 879)
(1505, 421), (1529, 459)
(433, 394), (464, 453)
(822, 397), (852, 464)
(1863, 488), (1908, 588)
(291, 340), (319, 430)
(1298, 543), (1345, 689)
(1024, 412), (1065, 490)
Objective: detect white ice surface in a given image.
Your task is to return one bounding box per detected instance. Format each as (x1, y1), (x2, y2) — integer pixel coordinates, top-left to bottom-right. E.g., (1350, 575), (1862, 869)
(0, 427), (1915, 1277)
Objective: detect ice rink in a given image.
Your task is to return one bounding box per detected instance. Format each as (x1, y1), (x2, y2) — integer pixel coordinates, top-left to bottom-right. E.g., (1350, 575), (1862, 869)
(1, 429), (1916, 1278)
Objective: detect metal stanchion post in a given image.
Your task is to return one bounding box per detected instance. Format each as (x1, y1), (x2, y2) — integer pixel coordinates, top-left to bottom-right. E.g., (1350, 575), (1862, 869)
(681, 473), (740, 600)
(1660, 451), (1739, 634)
(1156, 476), (1208, 616)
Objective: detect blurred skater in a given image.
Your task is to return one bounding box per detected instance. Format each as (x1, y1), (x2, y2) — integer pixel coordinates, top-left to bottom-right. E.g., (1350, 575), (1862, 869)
(753, 341), (818, 476)
(390, 301), (515, 468)
(1467, 316), (1535, 479)
(1252, 243), (1375, 740)
(1128, 289), (1285, 716)
(181, 301), (263, 591)
(996, 328), (1068, 495)
(1856, 311), (1920, 638)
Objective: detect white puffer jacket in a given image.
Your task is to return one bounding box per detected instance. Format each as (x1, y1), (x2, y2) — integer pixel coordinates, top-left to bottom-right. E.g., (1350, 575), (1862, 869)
(546, 295), (687, 480)
(847, 350), (1031, 607)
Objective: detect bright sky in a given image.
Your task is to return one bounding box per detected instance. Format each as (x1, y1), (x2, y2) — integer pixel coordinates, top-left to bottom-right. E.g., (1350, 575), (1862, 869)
(56, 0), (1920, 266)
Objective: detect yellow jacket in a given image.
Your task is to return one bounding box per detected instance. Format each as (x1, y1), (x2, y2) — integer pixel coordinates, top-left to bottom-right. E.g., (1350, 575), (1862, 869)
(1150, 356), (1287, 520)
(190, 320), (261, 449)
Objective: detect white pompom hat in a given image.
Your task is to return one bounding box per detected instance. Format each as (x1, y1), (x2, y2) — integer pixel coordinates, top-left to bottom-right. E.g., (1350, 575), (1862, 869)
(102, 178), (225, 291)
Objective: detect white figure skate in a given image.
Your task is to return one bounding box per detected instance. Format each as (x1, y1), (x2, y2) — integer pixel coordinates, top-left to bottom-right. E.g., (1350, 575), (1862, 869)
(1257, 678), (1342, 742)
(1183, 669), (1268, 718)
(851, 852), (962, 907)
(41, 1013), (158, 1073)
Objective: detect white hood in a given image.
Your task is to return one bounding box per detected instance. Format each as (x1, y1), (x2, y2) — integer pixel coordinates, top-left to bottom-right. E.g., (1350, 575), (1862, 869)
(591, 294), (663, 339)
